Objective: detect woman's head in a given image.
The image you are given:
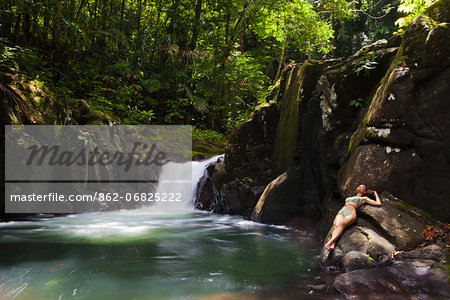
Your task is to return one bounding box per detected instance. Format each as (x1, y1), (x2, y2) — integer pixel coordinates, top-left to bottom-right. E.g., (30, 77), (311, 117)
(356, 184), (366, 194)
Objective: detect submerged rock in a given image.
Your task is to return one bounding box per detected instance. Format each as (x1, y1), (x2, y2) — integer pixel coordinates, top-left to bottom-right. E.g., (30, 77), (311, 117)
(333, 259), (449, 297)
(341, 250), (377, 272)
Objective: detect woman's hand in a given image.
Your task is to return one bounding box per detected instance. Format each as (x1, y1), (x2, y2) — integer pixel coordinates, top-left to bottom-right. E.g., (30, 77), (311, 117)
(366, 190), (376, 195)
(363, 190), (382, 206)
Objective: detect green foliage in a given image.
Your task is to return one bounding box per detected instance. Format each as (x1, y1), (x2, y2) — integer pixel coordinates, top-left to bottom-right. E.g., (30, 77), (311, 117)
(192, 127), (225, 142)
(124, 110), (155, 125)
(354, 48), (379, 76)
(324, 1), (399, 57)
(0, 38), (52, 82)
(0, 42), (19, 72)
(1, 0), (402, 132)
(396, 0), (438, 27)
(349, 98), (364, 108)
(354, 60), (378, 76)
(192, 127), (227, 157)
(254, 0), (334, 54)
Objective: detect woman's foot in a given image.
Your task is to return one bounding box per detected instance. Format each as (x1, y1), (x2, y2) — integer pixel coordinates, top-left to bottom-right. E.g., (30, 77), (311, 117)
(324, 241), (335, 251)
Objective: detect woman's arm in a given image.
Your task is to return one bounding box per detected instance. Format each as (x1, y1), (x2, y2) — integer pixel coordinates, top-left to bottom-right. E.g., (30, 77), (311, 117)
(363, 191), (382, 206)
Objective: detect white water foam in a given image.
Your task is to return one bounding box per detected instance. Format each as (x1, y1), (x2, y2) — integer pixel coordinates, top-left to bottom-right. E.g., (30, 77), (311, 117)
(143, 154), (223, 213)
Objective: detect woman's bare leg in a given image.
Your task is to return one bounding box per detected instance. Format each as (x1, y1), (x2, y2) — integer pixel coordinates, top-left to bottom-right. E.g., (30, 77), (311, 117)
(325, 213), (356, 251)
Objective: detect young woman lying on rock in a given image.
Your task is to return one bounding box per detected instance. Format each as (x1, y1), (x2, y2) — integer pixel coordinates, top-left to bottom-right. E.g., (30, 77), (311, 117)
(324, 184), (381, 251)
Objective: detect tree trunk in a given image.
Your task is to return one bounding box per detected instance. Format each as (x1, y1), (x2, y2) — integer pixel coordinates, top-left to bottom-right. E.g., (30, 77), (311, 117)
(102, 0), (108, 29)
(43, 0), (49, 43)
(190, 0), (202, 49)
(167, 0), (180, 36)
(273, 36), (287, 84)
(265, 43), (273, 79)
(52, 1), (61, 49)
(135, 0), (142, 50)
(23, 13), (31, 44)
(14, 12), (21, 43)
(225, 10), (230, 45)
(69, 0), (76, 19)
(1, 0), (12, 38)
(110, 0), (114, 15)
(120, 0), (125, 22)
(93, 0), (98, 19)
(118, 0), (126, 51)
(239, 30), (244, 52)
(75, 0), (87, 20)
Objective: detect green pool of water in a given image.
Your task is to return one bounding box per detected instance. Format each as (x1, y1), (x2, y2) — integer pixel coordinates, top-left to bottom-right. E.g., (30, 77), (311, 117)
(0, 210), (323, 299)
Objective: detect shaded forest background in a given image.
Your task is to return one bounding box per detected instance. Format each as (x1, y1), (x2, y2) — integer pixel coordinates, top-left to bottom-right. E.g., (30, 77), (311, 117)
(0, 0), (434, 153)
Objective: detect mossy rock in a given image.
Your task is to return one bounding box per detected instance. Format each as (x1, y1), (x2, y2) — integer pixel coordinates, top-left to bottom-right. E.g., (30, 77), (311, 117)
(271, 61), (325, 176)
(403, 16), (434, 64)
(192, 138), (226, 159)
(426, 0), (450, 23)
(381, 192), (439, 226)
(423, 23), (450, 68)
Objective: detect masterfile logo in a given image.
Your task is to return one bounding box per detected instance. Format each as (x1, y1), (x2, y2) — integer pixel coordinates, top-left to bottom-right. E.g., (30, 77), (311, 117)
(26, 141), (168, 171)
(4, 125), (192, 213)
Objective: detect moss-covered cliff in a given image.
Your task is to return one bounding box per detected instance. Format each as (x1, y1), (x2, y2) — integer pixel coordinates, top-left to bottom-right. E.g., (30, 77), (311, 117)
(197, 2), (449, 224)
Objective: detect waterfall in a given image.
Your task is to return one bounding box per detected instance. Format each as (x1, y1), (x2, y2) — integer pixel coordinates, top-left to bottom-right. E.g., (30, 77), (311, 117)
(142, 154), (222, 213)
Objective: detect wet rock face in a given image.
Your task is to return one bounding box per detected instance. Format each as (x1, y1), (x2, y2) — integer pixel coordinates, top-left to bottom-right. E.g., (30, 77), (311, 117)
(194, 157), (266, 218)
(194, 174), (215, 211)
(341, 66), (450, 219)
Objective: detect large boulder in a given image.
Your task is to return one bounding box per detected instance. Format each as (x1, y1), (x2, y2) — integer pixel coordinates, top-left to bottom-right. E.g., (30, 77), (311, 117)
(322, 225), (395, 270)
(220, 177), (262, 216)
(358, 193), (427, 250)
(195, 104), (279, 216)
(251, 173), (298, 225)
(394, 244), (445, 261)
(225, 103), (279, 183)
(321, 193), (429, 269)
(194, 158), (264, 217)
(341, 251), (377, 272)
(337, 144), (421, 202)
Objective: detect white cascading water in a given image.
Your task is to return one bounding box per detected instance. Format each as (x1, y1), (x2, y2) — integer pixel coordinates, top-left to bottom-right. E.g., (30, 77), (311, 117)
(144, 154), (223, 213)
